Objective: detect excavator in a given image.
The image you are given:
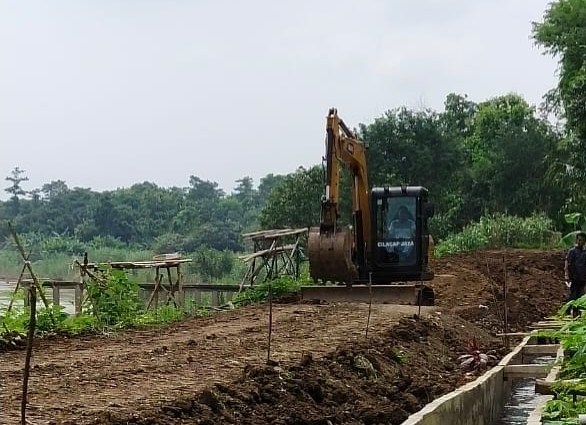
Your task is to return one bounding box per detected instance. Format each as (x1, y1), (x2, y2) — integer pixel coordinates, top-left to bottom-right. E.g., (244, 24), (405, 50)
(301, 108), (437, 305)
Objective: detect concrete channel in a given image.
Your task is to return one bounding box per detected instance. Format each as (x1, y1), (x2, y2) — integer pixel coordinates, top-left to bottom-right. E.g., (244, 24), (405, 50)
(400, 320), (564, 425)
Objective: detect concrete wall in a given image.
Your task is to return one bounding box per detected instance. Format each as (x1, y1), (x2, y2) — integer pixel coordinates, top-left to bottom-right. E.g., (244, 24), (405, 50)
(401, 337), (530, 425)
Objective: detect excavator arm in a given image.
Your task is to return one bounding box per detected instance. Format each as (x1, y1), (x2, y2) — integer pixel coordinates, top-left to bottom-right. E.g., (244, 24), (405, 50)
(309, 108), (371, 284)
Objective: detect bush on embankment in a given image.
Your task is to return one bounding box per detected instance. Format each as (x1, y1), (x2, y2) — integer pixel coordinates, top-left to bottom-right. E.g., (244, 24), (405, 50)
(435, 213), (559, 257)
(0, 267), (193, 347)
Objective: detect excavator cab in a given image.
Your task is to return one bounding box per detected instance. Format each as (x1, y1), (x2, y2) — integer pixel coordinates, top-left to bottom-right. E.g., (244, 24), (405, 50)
(369, 186), (435, 283)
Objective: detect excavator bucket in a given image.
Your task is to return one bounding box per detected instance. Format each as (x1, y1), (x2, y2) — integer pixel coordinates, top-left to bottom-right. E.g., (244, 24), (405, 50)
(307, 227), (357, 283)
(300, 283), (435, 306)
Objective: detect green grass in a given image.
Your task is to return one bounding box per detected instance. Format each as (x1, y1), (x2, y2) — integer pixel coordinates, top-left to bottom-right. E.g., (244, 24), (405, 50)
(435, 213), (560, 257)
(0, 246), (250, 284)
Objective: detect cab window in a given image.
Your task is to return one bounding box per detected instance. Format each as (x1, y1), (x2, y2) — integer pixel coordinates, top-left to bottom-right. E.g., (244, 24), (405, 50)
(375, 197), (417, 266)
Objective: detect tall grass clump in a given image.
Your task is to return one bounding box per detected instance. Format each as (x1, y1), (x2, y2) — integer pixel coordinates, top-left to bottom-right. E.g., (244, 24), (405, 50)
(435, 213), (559, 257)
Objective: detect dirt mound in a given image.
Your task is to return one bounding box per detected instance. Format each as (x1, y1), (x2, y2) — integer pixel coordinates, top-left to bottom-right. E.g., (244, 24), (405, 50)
(433, 249), (566, 333)
(86, 314), (504, 425)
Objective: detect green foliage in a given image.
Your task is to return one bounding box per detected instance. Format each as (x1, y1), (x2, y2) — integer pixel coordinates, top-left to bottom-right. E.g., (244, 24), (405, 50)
(560, 212), (586, 247)
(190, 247), (235, 282)
(4, 166), (29, 201)
(533, 0), (586, 214)
(435, 213), (557, 257)
(232, 276), (305, 306)
(84, 268), (143, 327)
(0, 268), (189, 339)
(259, 165), (324, 229)
(538, 294), (586, 422)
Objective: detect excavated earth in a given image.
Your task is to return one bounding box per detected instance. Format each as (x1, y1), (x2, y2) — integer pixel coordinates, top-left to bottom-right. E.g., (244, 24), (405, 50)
(0, 249), (567, 425)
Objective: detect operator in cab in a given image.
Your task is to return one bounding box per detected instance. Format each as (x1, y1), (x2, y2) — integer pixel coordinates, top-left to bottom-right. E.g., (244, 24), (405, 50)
(565, 232), (586, 318)
(388, 206), (416, 239)
(386, 205), (416, 264)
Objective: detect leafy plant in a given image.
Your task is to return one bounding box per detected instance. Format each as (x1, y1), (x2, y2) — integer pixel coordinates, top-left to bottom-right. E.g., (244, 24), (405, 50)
(457, 337), (497, 371)
(560, 212), (586, 248)
(232, 276), (306, 306)
(84, 267), (143, 327)
(436, 213), (558, 257)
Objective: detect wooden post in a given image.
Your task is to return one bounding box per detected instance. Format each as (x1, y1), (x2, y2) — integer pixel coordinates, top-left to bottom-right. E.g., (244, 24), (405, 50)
(21, 285), (36, 425)
(75, 282), (83, 316)
(267, 278), (273, 363)
(52, 284), (60, 307)
(503, 255), (510, 350)
(193, 289), (202, 307)
(211, 291), (219, 307)
(177, 263), (184, 309)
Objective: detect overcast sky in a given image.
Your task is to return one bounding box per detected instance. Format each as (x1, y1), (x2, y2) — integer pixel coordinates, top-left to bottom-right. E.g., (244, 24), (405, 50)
(0, 0), (558, 197)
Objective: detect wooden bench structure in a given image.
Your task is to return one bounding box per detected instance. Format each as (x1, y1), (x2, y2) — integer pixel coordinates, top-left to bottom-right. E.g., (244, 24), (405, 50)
(239, 227), (307, 289)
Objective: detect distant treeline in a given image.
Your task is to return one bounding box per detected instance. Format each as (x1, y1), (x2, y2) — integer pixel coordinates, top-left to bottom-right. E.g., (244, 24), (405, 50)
(0, 91), (581, 258)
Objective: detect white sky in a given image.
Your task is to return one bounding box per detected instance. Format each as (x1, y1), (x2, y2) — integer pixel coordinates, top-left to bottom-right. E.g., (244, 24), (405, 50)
(0, 0), (558, 197)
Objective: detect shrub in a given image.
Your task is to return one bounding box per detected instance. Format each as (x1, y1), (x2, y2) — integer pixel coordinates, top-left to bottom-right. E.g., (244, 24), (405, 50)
(435, 213), (558, 257)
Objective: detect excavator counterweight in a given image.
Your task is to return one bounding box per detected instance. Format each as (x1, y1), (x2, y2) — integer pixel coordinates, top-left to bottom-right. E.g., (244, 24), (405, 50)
(301, 108), (436, 306)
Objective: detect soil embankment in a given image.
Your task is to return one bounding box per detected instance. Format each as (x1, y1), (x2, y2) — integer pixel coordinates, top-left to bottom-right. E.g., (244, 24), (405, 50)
(434, 249), (566, 332)
(0, 249), (566, 424)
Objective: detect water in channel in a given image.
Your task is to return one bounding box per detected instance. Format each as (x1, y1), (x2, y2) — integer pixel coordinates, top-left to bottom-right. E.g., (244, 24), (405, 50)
(0, 280), (76, 315)
(493, 355), (554, 424)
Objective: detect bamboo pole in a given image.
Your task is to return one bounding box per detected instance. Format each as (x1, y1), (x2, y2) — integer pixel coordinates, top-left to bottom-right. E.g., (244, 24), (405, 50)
(8, 222), (54, 326)
(21, 285), (37, 425)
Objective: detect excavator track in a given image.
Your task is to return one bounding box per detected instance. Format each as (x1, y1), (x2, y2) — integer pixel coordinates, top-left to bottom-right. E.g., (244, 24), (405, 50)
(305, 226), (435, 306)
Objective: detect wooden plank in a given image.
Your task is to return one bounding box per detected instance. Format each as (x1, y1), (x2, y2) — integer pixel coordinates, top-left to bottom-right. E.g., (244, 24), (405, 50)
(529, 322), (567, 329)
(82, 259), (193, 270)
(16, 280), (246, 292)
(496, 332), (530, 337)
(241, 227), (307, 240)
(238, 244), (297, 261)
(523, 344), (560, 355)
(504, 364), (551, 379)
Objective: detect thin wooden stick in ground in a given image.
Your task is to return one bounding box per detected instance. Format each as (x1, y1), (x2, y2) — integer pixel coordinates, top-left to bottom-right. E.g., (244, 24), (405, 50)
(21, 285), (37, 425)
(365, 272), (373, 339)
(503, 255), (510, 350)
(267, 278), (273, 363)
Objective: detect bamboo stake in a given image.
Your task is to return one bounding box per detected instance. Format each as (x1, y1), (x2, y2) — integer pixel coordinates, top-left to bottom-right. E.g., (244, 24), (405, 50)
(21, 285), (37, 425)
(267, 250), (277, 363)
(503, 255), (510, 350)
(365, 272), (373, 339)
(8, 222), (54, 326)
(7, 248), (31, 314)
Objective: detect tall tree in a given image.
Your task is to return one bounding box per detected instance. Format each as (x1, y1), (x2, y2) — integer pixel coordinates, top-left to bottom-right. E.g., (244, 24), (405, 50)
(260, 166), (324, 229)
(464, 94), (564, 218)
(4, 166), (29, 213)
(533, 0), (586, 209)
